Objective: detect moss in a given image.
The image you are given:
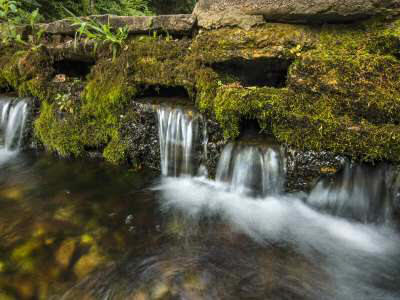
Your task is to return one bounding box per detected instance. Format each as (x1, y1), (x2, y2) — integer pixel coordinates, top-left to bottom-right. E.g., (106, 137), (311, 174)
(367, 19), (400, 57)
(213, 86), (285, 139)
(191, 19), (400, 162)
(34, 101), (85, 156)
(7, 17), (400, 164)
(103, 135), (128, 164)
(34, 51), (137, 162)
(271, 107), (400, 162)
(127, 37), (196, 93)
(0, 47), (55, 100)
(191, 23), (316, 63)
(265, 19), (400, 162)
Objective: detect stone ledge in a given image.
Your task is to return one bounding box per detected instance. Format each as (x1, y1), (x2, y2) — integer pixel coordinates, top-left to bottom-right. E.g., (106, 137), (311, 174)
(194, 0), (400, 29)
(38, 14), (196, 36)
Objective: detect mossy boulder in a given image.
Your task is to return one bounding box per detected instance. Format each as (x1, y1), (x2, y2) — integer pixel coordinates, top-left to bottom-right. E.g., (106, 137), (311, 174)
(2, 16), (400, 167)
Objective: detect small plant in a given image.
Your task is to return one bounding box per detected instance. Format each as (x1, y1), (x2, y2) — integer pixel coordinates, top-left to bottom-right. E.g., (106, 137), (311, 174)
(28, 9), (45, 46)
(65, 8), (129, 60)
(0, 0), (43, 46)
(56, 93), (74, 114)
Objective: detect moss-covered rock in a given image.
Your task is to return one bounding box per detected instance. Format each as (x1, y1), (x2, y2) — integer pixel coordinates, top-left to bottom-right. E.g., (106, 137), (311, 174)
(3, 17), (400, 165)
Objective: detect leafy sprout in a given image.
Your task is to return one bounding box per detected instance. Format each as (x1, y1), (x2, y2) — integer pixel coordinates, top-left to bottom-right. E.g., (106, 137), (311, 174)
(65, 8), (129, 60)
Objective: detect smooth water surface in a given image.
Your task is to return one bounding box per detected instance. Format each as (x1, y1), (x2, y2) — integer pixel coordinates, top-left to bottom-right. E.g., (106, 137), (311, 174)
(0, 152), (160, 299)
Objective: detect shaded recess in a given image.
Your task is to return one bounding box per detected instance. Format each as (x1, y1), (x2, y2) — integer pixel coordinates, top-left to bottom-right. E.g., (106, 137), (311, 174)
(212, 58), (293, 88)
(238, 118), (263, 138)
(138, 85), (189, 98)
(53, 59), (95, 79)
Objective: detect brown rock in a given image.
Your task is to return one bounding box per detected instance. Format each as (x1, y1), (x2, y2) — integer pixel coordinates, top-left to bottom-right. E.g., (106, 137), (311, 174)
(194, 0), (400, 29)
(73, 245), (104, 279)
(55, 238), (77, 268)
(39, 14), (196, 36)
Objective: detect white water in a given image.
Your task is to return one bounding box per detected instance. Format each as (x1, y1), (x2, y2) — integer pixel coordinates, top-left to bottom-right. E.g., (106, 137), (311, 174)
(216, 143), (286, 196)
(0, 98), (28, 162)
(157, 176), (400, 299)
(157, 106), (206, 177)
(154, 107), (400, 299)
(307, 163), (393, 223)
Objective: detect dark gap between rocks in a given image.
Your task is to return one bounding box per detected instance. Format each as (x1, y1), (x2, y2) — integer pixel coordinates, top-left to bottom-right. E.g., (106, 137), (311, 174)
(212, 57), (293, 88)
(239, 118), (263, 139)
(53, 59), (95, 79)
(138, 85), (189, 98)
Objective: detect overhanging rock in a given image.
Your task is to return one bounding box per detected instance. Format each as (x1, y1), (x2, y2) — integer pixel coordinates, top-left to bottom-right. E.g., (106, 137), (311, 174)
(194, 0), (400, 29)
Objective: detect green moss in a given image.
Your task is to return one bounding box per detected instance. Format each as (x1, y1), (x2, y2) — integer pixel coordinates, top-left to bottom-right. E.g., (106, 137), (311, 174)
(192, 19), (400, 162)
(34, 101), (85, 156)
(8, 17), (400, 164)
(213, 86), (285, 139)
(368, 19), (400, 57)
(0, 47), (54, 100)
(191, 23), (316, 63)
(103, 134), (128, 164)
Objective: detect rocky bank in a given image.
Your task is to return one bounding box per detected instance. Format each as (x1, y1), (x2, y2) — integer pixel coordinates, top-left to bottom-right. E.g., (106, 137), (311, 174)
(0, 1), (400, 191)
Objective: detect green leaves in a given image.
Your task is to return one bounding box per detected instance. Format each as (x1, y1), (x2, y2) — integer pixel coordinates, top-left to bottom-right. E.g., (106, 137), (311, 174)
(66, 9), (129, 60)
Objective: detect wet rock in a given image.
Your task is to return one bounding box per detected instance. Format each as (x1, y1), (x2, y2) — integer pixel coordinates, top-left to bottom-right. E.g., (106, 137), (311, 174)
(14, 279), (35, 299)
(39, 14), (196, 36)
(285, 149), (346, 192)
(194, 0), (400, 29)
(54, 206), (76, 223)
(55, 238), (77, 268)
(11, 239), (41, 272)
(0, 186), (24, 201)
(151, 282), (170, 299)
(73, 245), (105, 279)
(124, 101), (160, 170)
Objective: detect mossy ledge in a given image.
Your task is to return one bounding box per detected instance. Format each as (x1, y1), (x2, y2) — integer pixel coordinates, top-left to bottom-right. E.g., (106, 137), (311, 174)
(1, 17), (400, 165)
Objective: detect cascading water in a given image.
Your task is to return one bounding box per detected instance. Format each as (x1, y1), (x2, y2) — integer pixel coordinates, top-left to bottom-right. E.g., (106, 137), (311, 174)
(307, 163), (394, 223)
(0, 97), (28, 157)
(216, 142), (286, 197)
(157, 106), (206, 177)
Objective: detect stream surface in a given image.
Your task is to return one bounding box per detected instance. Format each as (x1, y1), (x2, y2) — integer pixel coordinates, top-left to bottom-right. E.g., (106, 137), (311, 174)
(1, 101), (400, 299)
(0, 151), (399, 299)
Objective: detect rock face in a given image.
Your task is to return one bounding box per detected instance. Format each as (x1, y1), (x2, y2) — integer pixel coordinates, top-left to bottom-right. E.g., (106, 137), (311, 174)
(40, 14), (196, 35)
(194, 0), (400, 28)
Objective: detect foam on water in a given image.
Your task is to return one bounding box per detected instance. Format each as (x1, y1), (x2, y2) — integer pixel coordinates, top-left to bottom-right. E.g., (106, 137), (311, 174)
(157, 176), (400, 299)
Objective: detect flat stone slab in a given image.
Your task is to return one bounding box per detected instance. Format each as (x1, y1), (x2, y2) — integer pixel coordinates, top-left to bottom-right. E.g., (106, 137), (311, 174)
(194, 0), (400, 28)
(39, 14), (196, 35)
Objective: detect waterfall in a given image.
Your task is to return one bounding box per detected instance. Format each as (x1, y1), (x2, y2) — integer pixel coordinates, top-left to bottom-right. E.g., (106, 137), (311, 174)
(307, 163), (393, 223)
(216, 143), (286, 197)
(157, 106), (206, 177)
(0, 98), (28, 154)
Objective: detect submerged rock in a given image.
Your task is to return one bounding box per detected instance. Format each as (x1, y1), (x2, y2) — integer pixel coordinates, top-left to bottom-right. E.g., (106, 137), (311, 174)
(194, 0), (400, 29)
(55, 238), (77, 268)
(73, 245), (105, 279)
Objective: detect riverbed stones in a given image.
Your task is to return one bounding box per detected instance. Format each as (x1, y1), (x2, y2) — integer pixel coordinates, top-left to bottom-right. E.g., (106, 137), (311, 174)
(39, 14), (196, 36)
(194, 0), (400, 29)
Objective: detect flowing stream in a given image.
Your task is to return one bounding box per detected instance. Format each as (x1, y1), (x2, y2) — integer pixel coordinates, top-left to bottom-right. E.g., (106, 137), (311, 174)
(157, 106), (207, 177)
(0, 97), (28, 162)
(0, 101), (399, 299)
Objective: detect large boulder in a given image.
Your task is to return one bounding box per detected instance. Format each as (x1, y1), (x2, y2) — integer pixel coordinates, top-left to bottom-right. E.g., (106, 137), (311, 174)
(194, 0), (400, 29)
